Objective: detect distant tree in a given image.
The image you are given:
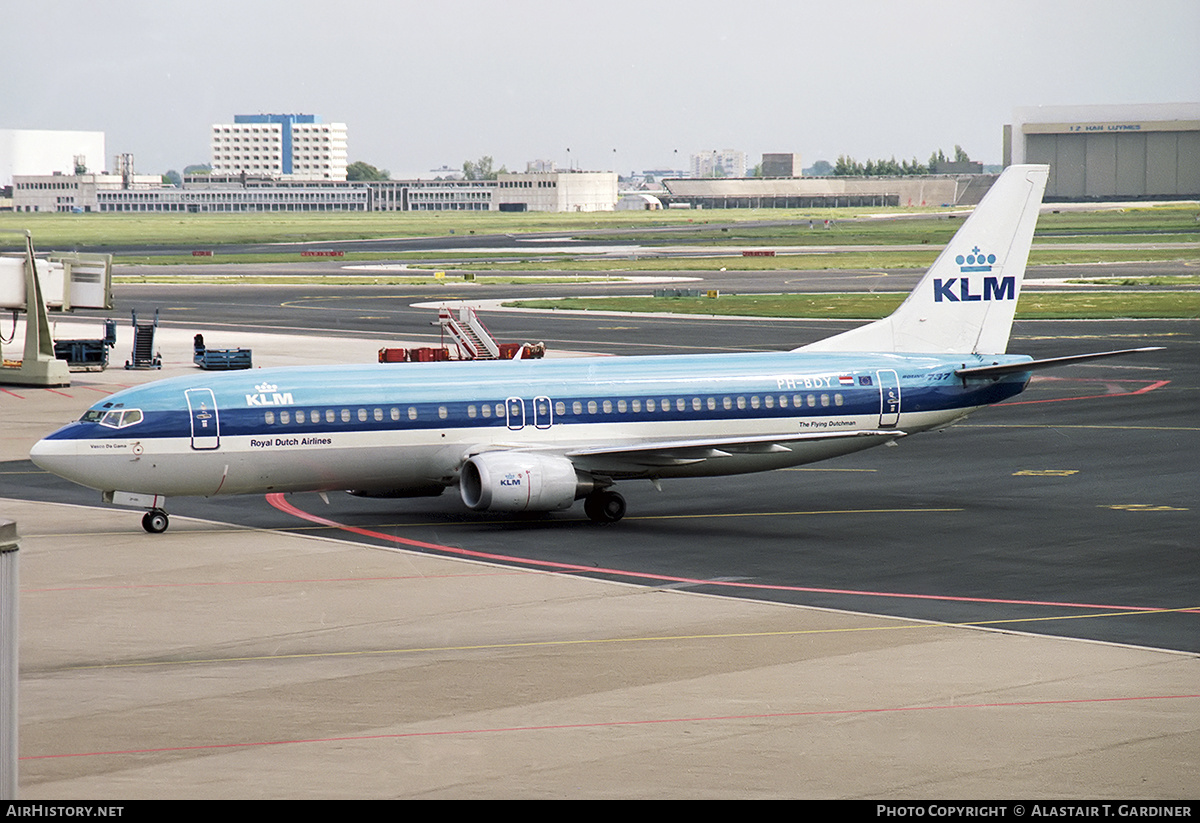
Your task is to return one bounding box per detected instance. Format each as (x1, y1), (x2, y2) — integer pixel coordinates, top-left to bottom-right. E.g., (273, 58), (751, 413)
(836, 153), (939, 176)
(462, 156), (506, 180)
(162, 170), (182, 186)
(183, 164), (211, 176)
(954, 144), (971, 162)
(346, 161), (390, 181)
(833, 155), (863, 176)
(806, 160), (833, 176)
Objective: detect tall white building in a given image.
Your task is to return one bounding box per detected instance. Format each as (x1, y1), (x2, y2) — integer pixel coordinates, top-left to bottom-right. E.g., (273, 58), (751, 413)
(690, 149), (746, 178)
(210, 114), (347, 181)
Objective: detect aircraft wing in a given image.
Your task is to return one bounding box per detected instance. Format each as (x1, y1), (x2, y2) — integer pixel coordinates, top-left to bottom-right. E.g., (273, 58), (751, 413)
(562, 429), (906, 474)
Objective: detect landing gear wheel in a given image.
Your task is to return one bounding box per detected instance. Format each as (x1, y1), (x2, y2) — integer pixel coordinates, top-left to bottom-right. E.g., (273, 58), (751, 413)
(141, 509), (169, 534)
(584, 490), (626, 523)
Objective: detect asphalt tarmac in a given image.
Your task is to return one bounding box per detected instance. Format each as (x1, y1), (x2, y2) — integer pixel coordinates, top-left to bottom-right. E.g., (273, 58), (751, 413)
(2, 268), (1197, 798)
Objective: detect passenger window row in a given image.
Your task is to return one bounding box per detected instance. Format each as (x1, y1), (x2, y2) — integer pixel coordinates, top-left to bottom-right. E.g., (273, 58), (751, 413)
(261, 393), (846, 426)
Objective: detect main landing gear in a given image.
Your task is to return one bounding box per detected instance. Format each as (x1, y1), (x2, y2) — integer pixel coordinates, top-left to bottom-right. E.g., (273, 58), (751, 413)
(584, 489), (626, 523)
(141, 508), (169, 534)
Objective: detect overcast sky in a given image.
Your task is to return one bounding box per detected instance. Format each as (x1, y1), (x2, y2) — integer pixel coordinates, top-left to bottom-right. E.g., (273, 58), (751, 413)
(5, 0), (1198, 177)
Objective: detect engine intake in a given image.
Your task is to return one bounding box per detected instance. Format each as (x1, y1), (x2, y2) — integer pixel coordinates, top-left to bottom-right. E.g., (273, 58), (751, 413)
(460, 452), (592, 512)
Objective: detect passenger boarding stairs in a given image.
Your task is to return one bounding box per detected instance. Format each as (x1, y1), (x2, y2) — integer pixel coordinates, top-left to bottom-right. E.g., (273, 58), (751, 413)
(437, 306), (500, 360)
(125, 309), (162, 370)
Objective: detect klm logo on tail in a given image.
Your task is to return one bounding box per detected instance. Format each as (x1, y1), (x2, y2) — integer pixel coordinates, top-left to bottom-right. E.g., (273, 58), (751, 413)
(933, 246), (1015, 303)
(957, 246), (996, 272)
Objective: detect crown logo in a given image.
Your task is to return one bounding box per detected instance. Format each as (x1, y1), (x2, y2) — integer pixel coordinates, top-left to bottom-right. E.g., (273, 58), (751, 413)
(255, 382), (278, 393)
(956, 246), (996, 272)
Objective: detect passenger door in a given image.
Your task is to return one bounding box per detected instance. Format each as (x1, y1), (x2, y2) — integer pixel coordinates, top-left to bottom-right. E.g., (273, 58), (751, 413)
(876, 370), (901, 427)
(185, 388), (221, 450)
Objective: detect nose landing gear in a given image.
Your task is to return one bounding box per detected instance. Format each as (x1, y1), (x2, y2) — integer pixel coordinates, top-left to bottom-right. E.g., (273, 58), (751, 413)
(141, 509), (169, 534)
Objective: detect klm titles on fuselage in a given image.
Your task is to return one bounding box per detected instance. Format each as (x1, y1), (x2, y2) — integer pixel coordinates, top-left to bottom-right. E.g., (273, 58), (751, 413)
(245, 383), (294, 407)
(933, 246), (1015, 303)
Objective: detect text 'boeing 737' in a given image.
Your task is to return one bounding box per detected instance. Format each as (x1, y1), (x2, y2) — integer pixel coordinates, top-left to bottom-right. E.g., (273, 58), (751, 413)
(30, 165), (1161, 532)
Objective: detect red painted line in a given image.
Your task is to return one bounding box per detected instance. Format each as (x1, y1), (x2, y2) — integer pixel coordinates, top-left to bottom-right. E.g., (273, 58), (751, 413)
(21, 693), (1200, 761)
(1, 387), (24, 399)
(43, 388), (74, 397)
(1003, 379), (1169, 406)
(266, 494), (1198, 615)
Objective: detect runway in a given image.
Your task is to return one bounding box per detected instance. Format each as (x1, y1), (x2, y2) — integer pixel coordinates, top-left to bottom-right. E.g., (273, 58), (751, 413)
(3, 269), (1197, 797)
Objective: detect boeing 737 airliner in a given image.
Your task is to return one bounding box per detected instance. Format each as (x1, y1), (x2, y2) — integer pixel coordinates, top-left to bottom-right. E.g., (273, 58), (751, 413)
(30, 165), (1159, 532)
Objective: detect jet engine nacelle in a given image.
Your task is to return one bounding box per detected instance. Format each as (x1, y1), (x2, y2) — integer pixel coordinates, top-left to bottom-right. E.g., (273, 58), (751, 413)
(459, 452), (592, 512)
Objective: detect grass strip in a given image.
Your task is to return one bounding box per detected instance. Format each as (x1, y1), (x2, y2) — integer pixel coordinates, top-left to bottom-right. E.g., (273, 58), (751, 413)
(3, 204), (1196, 249)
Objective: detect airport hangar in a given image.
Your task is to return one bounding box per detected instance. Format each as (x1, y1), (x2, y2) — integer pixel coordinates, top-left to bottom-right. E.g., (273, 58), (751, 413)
(1004, 102), (1200, 201)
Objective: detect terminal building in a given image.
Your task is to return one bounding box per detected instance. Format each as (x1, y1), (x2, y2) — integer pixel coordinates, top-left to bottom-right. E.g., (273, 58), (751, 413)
(12, 170), (617, 213)
(1004, 103), (1200, 199)
(13, 170), (164, 212)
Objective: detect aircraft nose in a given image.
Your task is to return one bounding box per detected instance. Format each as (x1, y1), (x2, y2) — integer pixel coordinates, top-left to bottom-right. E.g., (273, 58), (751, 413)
(30, 436), (51, 467)
(29, 436), (80, 481)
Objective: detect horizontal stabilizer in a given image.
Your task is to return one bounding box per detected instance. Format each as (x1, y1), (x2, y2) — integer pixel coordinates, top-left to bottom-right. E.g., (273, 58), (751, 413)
(955, 347), (1164, 379)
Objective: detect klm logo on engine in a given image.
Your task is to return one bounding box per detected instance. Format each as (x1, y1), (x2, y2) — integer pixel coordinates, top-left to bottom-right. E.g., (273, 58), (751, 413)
(500, 472), (524, 487)
(245, 382), (295, 406)
(933, 246), (1014, 302)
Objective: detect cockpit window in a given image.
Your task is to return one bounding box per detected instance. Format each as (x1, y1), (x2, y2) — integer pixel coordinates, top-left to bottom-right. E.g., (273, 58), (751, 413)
(90, 409), (144, 429)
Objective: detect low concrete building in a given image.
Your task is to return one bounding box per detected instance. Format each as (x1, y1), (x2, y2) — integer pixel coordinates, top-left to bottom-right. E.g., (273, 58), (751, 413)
(662, 175), (996, 209)
(94, 186), (369, 212)
(12, 172), (161, 213)
(403, 179), (497, 212)
(495, 171), (618, 212)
